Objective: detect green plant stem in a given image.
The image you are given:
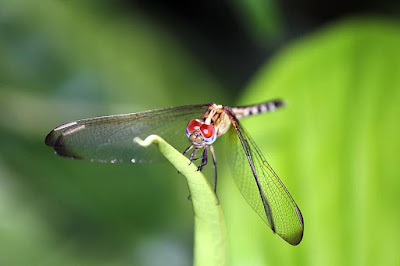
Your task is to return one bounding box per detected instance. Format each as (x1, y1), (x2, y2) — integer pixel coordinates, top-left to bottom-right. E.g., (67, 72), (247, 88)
(135, 135), (226, 266)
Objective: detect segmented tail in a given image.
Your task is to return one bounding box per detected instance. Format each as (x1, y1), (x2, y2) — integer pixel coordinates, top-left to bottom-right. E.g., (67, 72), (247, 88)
(230, 99), (285, 119)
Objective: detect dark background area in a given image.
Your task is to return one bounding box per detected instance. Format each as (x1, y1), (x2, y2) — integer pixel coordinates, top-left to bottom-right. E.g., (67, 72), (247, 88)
(106, 0), (398, 93)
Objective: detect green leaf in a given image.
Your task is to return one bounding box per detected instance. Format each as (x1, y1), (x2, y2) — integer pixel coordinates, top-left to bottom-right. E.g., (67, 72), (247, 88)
(223, 17), (400, 265)
(135, 135), (226, 266)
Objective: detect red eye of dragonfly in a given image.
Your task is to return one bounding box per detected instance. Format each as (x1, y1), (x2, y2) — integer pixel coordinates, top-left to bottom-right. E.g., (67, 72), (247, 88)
(186, 119), (201, 133)
(200, 123), (215, 138)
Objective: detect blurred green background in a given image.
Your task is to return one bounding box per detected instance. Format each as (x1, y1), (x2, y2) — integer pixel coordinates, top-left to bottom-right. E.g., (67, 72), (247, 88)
(1, 0), (399, 265)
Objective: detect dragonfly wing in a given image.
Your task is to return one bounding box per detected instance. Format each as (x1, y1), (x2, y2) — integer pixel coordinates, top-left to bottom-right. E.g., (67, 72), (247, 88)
(45, 104), (209, 163)
(226, 116), (304, 245)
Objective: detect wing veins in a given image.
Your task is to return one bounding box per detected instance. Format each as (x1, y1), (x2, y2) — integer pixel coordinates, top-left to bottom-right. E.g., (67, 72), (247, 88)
(226, 110), (304, 245)
(47, 104), (209, 162)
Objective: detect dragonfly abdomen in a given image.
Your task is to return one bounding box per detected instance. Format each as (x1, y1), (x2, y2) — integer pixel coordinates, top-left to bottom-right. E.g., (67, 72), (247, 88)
(230, 99), (285, 120)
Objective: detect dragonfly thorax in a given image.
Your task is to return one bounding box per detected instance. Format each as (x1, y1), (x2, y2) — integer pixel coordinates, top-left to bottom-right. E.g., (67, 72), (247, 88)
(186, 119), (217, 147)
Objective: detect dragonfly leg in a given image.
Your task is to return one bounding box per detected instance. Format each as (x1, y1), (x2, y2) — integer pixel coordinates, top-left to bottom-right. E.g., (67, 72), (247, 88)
(209, 145), (219, 203)
(188, 148), (198, 165)
(185, 145), (219, 204)
(197, 146), (208, 171)
(189, 156), (203, 162)
(179, 145), (195, 174)
(183, 145), (193, 156)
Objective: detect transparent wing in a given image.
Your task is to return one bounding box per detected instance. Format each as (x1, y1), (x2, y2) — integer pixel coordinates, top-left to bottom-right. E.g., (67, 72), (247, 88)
(226, 115), (304, 245)
(45, 104), (209, 163)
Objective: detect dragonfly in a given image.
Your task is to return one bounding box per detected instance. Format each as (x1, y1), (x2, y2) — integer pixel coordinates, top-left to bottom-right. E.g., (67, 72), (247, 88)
(45, 100), (304, 245)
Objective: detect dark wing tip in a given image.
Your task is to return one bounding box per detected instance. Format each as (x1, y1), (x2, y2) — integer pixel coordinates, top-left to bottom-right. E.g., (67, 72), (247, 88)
(51, 134), (84, 160)
(289, 229), (304, 246)
(290, 231), (304, 246)
(45, 121), (80, 147)
(45, 126), (83, 160)
(45, 130), (59, 147)
(287, 205), (304, 246)
(295, 205), (304, 228)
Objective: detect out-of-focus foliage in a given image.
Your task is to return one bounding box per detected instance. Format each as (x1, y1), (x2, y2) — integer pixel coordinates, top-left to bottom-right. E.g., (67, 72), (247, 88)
(0, 0), (399, 265)
(231, 0), (283, 40)
(0, 1), (224, 265)
(221, 18), (400, 266)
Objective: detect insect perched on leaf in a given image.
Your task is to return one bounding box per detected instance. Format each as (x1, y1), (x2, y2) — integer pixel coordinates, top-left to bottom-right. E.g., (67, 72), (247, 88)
(45, 99), (304, 245)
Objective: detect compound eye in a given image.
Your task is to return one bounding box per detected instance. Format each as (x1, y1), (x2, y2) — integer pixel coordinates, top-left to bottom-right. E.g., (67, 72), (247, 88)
(186, 119), (202, 133)
(200, 124), (215, 139)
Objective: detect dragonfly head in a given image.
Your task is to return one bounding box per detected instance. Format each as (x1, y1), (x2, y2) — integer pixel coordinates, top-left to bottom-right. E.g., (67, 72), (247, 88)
(186, 119), (217, 147)
(188, 130), (205, 148)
